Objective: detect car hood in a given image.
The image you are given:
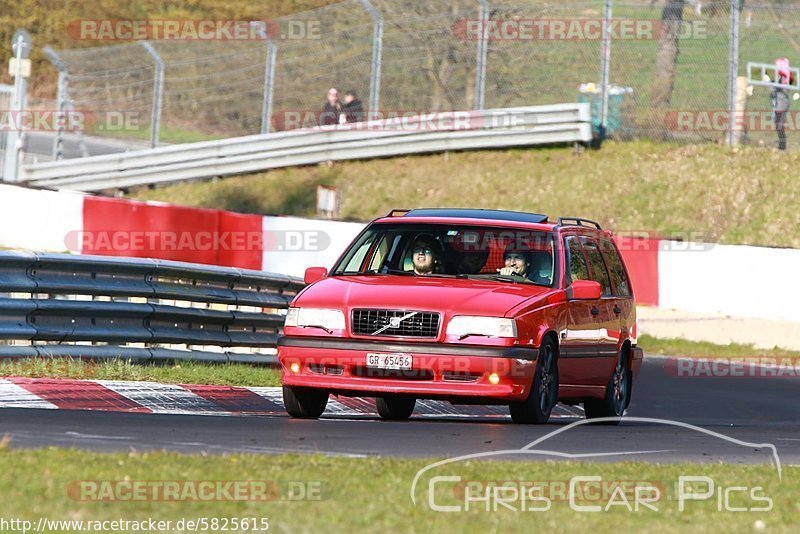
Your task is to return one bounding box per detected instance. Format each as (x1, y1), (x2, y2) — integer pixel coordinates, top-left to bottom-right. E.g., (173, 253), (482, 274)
(293, 275), (553, 317)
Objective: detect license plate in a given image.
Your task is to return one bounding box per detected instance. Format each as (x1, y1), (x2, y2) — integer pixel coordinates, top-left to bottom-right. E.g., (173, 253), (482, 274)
(366, 353), (412, 370)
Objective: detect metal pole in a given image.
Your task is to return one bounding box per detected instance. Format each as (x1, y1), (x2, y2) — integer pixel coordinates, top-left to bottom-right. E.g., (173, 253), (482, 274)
(261, 41), (277, 134)
(599, 0), (612, 141)
(474, 1), (489, 110)
(360, 0), (383, 118)
(140, 41), (164, 148)
(727, 0), (740, 146)
(53, 71), (67, 160)
(3, 34), (27, 182)
(251, 22), (278, 135)
(44, 47), (89, 158)
(44, 47), (69, 160)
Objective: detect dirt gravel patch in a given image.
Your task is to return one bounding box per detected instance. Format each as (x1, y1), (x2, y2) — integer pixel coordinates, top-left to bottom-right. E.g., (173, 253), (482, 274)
(637, 306), (800, 351)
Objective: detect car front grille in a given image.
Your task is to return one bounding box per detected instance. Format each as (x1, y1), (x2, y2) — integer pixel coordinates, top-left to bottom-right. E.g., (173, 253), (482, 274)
(351, 309), (440, 338)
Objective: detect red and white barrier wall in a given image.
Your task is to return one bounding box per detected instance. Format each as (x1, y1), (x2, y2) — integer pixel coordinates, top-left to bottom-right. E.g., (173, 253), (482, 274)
(1, 183), (797, 321)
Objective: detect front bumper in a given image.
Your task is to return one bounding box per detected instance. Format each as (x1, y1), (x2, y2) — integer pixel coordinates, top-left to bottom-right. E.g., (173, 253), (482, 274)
(278, 336), (539, 402)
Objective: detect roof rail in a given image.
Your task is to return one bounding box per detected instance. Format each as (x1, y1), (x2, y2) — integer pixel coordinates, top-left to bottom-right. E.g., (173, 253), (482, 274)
(556, 217), (602, 230)
(385, 209), (412, 217)
(401, 208), (550, 224)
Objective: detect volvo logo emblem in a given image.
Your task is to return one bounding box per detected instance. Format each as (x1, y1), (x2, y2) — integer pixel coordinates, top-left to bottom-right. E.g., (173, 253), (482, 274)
(372, 311), (418, 336)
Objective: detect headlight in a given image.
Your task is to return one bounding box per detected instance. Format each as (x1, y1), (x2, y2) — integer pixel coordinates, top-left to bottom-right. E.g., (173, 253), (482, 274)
(446, 316), (517, 339)
(284, 307), (345, 331)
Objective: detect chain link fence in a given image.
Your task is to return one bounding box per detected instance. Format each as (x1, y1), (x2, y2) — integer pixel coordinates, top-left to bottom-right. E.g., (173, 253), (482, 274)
(30, 0), (800, 150)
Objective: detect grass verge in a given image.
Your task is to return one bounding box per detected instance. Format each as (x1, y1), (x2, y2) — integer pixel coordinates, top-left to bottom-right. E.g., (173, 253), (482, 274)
(0, 358), (281, 387)
(128, 141), (800, 249)
(641, 335), (800, 361)
(0, 448), (793, 533)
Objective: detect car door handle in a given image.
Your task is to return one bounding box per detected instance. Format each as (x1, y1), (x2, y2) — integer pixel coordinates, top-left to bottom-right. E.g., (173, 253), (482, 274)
(613, 305), (622, 315)
(591, 307), (600, 316)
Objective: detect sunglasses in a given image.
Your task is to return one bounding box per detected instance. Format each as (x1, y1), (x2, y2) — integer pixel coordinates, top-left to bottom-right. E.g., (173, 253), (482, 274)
(413, 247), (434, 255)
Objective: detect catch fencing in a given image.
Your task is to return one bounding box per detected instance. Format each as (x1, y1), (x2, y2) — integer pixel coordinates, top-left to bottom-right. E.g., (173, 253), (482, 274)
(31, 0), (800, 151)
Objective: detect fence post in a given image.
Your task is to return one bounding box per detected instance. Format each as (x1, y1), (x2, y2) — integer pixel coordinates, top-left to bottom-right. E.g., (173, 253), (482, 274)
(727, 0), (740, 146)
(475, 1), (489, 110)
(599, 0), (612, 141)
(140, 41), (164, 148)
(3, 30), (30, 183)
(360, 0), (383, 118)
(261, 41), (277, 134)
(251, 22), (278, 135)
(43, 47), (89, 160)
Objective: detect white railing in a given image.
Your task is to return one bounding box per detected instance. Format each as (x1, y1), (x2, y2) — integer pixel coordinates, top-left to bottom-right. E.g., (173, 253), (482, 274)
(23, 104), (592, 192)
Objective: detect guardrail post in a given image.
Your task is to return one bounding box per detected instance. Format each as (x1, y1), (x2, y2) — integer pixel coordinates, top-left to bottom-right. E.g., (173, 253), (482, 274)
(360, 0), (383, 118)
(140, 41), (164, 148)
(599, 0), (612, 142)
(43, 47), (90, 160)
(474, 1), (489, 110)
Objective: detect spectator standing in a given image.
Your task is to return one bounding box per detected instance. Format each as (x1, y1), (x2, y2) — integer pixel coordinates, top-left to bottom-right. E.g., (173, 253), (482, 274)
(342, 90), (365, 123)
(321, 87), (342, 126)
(771, 58), (793, 151)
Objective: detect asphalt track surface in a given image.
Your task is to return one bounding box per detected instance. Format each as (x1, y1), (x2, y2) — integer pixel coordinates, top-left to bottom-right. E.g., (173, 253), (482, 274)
(0, 356), (798, 464)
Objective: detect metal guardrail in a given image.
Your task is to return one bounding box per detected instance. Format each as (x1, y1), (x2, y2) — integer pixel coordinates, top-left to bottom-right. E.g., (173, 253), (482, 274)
(0, 251), (305, 365)
(23, 104), (592, 192)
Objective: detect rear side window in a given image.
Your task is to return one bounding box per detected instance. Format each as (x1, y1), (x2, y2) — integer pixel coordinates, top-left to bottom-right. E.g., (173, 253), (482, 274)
(598, 240), (631, 297)
(565, 236), (590, 283)
(581, 238), (613, 297)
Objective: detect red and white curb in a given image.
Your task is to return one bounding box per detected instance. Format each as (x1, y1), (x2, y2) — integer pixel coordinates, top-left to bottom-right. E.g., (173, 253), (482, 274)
(0, 378), (583, 420)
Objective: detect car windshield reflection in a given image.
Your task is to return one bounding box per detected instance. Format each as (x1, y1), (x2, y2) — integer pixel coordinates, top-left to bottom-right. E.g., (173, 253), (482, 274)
(332, 224), (556, 287)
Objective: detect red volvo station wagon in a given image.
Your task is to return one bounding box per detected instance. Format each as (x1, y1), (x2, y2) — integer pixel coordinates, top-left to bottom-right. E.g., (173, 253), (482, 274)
(278, 209), (642, 424)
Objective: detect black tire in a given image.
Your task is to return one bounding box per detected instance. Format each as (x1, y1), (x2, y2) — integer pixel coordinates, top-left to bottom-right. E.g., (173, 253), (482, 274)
(509, 337), (559, 424)
(376, 397), (416, 420)
(283, 386), (329, 419)
(584, 348), (631, 425)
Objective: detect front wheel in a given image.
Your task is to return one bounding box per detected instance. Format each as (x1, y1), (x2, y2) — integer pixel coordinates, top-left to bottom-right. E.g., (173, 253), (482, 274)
(376, 397), (416, 420)
(283, 386), (329, 419)
(509, 338), (559, 424)
(584, 348), (631, 424)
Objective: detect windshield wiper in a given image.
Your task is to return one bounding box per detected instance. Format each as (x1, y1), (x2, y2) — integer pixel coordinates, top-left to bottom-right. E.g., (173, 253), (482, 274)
(379, 268), (415, 276)
(463, 273), (527, 284)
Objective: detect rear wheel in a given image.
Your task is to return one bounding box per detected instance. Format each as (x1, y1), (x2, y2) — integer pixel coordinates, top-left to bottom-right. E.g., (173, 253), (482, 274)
(376, 397), (416, 420)
(283, 386), (329, 419)
(509, 337), (559, 424)
(584, 348), (631, 424)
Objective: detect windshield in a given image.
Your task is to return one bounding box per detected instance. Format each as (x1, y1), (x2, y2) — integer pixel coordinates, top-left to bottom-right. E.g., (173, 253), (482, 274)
(332, 223), (556, 286)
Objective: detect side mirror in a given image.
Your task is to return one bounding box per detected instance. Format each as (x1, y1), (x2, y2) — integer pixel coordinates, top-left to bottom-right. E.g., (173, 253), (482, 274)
(304, 267), (328, 285)
(569, 279), (602, 300)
